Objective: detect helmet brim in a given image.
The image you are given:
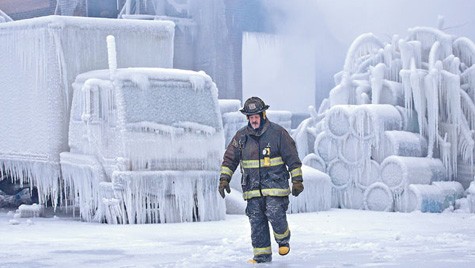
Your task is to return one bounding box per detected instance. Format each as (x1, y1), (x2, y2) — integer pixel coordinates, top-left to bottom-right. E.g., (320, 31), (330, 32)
(239, 105), (270, 115)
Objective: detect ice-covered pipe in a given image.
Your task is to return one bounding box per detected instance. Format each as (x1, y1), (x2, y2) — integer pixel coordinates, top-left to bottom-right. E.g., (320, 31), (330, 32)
(453, 37), (475, 68)
(370, 63), (386, 104)
(106, 35), (117, 80)
(380, 156), (447, 193)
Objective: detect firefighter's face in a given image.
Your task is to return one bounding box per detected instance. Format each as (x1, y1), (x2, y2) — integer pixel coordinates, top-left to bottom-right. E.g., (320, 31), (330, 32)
(249, 114), (261, 129)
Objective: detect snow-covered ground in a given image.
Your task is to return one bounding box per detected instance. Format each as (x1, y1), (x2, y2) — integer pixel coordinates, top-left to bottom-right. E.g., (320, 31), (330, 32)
(1, 209), (475, 267)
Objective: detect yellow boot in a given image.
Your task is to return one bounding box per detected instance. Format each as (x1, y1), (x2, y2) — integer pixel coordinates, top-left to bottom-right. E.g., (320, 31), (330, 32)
(278, 244), (290, 256)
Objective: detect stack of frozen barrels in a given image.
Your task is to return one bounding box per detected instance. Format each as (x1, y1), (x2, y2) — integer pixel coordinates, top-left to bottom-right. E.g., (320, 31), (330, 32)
(304, 104), (464, 212)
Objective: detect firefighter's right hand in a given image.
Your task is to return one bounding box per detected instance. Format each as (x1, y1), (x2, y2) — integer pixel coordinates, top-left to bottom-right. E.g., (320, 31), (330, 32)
(218, 179), (231, 198)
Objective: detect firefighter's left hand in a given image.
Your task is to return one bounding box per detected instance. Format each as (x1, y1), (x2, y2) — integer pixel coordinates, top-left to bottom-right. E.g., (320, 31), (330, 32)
(218, 179), (231, 198)
(292, 180), (304, 197)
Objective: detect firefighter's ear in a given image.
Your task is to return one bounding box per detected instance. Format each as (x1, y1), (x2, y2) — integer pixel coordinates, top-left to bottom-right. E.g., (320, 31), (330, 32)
(262, 111), (266, 119)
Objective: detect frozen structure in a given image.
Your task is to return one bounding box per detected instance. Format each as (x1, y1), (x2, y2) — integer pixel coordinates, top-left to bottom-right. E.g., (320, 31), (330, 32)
(0, 16), (173, 208)
(293, 19), (473, 213)
(0, 15), (225, 223)
(63, 66), (225, 224)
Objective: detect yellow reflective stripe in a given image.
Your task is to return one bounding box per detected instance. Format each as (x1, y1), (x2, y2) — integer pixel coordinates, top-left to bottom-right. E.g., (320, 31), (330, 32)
(241, 157), (284, 168)
(253, 246), (272, 256)
(270, 157), (284, 166)
(243, 188), (291, 200)
(274, 227), (290, 240)
(220, 166), (233, 177)
(290, 167), (302, 178)
(241, 159), (259, 168)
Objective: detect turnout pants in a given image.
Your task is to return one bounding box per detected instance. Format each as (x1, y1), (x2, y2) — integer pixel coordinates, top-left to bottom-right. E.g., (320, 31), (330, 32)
(246, 196), (290, 262)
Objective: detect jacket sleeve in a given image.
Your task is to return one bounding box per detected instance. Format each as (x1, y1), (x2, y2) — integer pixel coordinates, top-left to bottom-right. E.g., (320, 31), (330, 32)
(219, 132), (242, 182)
(280, 129), (303, 182)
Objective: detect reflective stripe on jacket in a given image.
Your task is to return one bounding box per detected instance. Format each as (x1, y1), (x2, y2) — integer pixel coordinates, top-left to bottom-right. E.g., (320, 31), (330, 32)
(220, 119), (302, 200)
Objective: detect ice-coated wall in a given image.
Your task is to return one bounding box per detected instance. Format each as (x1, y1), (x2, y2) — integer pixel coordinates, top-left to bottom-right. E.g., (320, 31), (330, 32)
(0, 16), (175, 207)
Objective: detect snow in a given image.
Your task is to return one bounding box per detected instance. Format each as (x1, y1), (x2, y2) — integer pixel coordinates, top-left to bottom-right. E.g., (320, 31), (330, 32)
(2, 209), (475, 267)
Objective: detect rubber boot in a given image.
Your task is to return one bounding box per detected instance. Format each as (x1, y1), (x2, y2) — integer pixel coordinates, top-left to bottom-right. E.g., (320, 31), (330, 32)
(279, 244), (290, 256)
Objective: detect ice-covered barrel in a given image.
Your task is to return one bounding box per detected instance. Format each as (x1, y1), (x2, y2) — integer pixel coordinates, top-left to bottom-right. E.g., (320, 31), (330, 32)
(364, 182), (394, 211)
(302, 153), (326, 173)
(356, 160), (381, 190)
(314, 131), (339, 162)
(395, 181), (464, 213)
(288, 165), (332, 213)
(350, 104), (402, 142)
(372, 131), (428, 163)
(339, 134), (371, 164)
(380, 156), (447, 193)
(339, 184), (365, 210)
(327, 158), (352, 190)
(325, 105), (358, 139)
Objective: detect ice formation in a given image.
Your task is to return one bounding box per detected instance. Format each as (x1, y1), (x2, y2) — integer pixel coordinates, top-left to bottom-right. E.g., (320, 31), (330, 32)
(61, 67), (226, 223)
(293, 19), (474, 212)
(0, 16), (227, 224)
(0, 16), (175, 210)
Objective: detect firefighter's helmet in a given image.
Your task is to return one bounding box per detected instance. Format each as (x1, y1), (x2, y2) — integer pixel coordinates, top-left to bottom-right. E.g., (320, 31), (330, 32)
(240, 97), (270, 115)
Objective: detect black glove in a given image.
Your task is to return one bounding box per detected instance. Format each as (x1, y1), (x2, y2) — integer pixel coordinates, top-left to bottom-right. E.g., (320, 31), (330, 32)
(218, 179), (231, 198)
(292, 180), (304, 197)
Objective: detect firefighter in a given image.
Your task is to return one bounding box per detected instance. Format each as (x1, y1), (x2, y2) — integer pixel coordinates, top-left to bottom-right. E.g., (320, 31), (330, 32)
(218, 96), (304, 263)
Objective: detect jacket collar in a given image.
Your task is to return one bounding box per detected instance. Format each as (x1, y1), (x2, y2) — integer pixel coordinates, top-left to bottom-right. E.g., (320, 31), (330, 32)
(246, 119), (271, 137)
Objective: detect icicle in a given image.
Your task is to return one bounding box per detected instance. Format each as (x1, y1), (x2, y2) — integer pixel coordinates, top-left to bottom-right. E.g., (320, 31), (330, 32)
(370, 63), (386, 104)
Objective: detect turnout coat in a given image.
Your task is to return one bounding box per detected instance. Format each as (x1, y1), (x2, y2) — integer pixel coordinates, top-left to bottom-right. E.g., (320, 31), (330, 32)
(220, 119), (302, 200)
